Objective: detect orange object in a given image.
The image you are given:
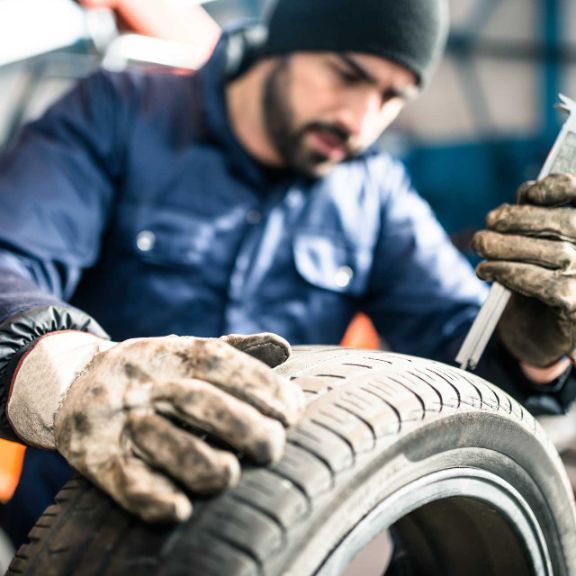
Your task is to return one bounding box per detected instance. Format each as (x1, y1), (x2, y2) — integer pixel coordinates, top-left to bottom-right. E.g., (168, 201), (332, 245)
(81, 0), (221, 53)
(341, 313), (380, 349)
(0, 439), (25, 502)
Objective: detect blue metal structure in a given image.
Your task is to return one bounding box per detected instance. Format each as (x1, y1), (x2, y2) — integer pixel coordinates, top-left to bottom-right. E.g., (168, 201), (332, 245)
(543, 0), (561, 142)
(402, 0), (567, 259)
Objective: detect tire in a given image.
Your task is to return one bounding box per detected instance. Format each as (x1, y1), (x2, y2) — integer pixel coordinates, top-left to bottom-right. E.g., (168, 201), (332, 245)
(7, 347), (576, 576)
(0, 527), (14, 575)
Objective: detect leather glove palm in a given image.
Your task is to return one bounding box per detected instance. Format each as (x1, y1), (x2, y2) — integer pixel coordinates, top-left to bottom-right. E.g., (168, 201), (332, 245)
(9, 332), (304, 522)
(473, 173), (576, 367)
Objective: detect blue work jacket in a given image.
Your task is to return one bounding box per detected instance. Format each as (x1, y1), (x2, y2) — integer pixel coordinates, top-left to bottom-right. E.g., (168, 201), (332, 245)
(0, 27), (501, 438)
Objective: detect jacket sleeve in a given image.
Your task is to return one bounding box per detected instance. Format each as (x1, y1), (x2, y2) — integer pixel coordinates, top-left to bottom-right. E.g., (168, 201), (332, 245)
(0, 70), (131, 441)
(364, 156), (487, 361)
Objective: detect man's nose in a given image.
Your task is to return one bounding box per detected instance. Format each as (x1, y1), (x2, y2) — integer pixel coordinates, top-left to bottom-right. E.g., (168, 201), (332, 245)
(336, 89), (382, 137)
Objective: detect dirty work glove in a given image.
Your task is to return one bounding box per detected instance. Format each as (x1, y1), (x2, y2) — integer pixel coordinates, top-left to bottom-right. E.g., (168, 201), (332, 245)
(473, 173), (576, 367)
(7, 331), (304, 522)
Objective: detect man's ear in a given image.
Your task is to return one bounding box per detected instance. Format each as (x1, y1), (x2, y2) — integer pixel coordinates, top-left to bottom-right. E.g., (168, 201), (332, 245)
(225, 24), (269, 80)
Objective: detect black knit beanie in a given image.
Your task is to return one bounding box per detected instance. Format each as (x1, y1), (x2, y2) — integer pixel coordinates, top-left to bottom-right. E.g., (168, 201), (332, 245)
(263, 0), (449, 87)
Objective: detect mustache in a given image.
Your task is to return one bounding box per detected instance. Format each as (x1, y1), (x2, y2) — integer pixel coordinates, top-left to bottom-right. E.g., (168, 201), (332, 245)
(302, 122), (352, 147)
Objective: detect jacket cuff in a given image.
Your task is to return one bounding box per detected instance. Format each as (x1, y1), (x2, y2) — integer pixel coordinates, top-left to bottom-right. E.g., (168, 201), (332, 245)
(0, 306), (108, 443)
(476, 336), (576, 416)
(7, 331), (115, 448)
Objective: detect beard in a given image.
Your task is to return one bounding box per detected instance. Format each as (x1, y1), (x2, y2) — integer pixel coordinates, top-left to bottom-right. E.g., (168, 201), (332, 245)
(262, 58), (359, 178)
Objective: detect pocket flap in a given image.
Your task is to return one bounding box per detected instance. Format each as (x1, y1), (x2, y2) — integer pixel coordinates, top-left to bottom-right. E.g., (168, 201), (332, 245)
(293, 233), (370, 295)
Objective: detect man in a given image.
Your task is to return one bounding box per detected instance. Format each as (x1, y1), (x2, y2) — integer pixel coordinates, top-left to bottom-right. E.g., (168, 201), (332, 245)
(1, 0), (575, 538)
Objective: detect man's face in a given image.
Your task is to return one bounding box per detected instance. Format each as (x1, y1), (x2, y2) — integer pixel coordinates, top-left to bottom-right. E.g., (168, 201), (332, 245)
(262, 52), (418, 177)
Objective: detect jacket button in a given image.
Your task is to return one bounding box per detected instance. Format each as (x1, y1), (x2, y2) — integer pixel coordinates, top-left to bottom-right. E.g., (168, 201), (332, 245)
(136, 231), (155, 252)
(335, 266), (353, 288)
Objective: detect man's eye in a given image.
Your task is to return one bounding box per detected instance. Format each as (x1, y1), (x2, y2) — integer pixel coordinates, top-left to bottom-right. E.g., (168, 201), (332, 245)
(381, 89), (401, 103)
(336, 68), (361, 84)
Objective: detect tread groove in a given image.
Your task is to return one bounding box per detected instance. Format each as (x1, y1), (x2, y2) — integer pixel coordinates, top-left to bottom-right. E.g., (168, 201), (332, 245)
(385, 375), (427, 418)
(359, 385), (402, 433)
(204, 528), (264, 574)
(286, 440), (338, 486)
(334, 402), (378, 449)
(341, 363), (373, 369)
(310, 418), (358, 461)
(229, 493), (289, 543)
(424, 367), (462, 408)
(264, 468), (313, 509)
(406, 370), (445, 408)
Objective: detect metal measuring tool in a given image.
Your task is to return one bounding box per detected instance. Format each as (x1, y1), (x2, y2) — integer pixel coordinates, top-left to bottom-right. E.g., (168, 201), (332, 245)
(456, 94), (576, 370)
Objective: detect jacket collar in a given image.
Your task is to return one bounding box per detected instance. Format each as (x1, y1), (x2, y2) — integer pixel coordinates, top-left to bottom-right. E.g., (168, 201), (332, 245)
(197, 23), (277, 190)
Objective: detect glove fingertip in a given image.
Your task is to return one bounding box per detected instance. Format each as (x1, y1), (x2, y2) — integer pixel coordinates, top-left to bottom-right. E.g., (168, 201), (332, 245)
(251, 421), (286, 464)
(254, 341), (291, 368)
(221, 332), (291, 367)
(221, 454), (242, 489)
(205, 450), (241, 491)
(475, 262), (496, 282)
(172, 495), (194, 522)
(136, 496), (192, 524)
(289, 382), (307, 422)
(516, 180), (537, 203)
(471, 232), (486, 255)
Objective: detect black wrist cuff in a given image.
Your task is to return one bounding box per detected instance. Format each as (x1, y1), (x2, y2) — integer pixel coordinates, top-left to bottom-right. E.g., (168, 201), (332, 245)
(475, 337), (576, 416)
(0, 306), (108, 442)
(525, 362), (576, 415)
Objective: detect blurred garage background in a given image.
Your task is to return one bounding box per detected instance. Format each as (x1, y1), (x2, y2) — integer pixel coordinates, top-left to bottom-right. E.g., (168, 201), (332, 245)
(1, 0), (575, 255)
(0, 0), (575, 570)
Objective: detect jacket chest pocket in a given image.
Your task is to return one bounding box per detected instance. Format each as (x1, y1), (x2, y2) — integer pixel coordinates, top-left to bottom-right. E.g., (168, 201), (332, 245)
(293, 233), (373, 297)
(132, 226), (214, 268)
(120, 207), (221, 269)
